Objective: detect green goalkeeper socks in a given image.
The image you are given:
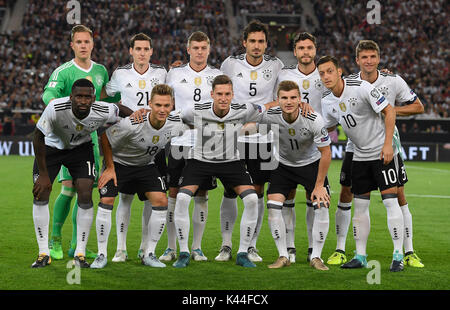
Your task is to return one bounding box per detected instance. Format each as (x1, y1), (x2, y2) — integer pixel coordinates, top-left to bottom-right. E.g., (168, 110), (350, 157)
(51, 186), (76, 239)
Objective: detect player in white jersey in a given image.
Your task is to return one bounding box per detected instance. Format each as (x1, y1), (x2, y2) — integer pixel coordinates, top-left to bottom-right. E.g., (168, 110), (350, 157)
(91, 84), (186, 269)
(101, 33), (168, 263)
(257, 81), (332, 270)
(318, 56), (405, 272)
(275, 32), (327, 263)
(31, 79), (128, 268)
(172, 74), (277, 268)
(160, 31), (223, 263)
(327, 40), (425, 268)
(217, 20), (284, 263)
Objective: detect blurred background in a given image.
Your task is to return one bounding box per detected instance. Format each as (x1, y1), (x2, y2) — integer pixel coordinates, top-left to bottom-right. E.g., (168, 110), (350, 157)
(0, 0), (448, 160)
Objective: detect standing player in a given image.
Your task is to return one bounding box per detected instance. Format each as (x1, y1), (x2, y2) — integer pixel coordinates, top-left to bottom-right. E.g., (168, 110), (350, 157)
(159, 31), (223, 262)
(319, 56), (405, 272)
(42, 25), (116, 260)
(31, 79), (124, 268)
(327, 40), (424, 267)
(102, 33), (168, 262)
(172, 75), (277, 268)
(275, 32), (326, 263)
(91, 84), (185, 269)
(259, 81), (332, 270)
(218, 20), (284, 262)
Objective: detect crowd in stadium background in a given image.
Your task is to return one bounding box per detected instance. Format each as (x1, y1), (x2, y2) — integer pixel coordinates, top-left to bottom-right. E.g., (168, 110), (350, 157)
(0, 0), (448, 135)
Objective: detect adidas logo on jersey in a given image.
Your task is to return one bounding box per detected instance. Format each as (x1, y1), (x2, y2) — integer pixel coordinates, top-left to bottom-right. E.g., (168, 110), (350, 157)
(180, 79), (187, 83)
(236, 73), (243, 78)
(126, 83), (132, 88)
(140, 138), (145, 142)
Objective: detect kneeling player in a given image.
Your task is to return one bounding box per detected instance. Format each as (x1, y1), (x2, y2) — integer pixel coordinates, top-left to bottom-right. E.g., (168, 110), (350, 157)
(173, 75), (277, 268)
(260, 81), (332, 270)
(91, 84), (185, 268)
(31, 79), (125, 268)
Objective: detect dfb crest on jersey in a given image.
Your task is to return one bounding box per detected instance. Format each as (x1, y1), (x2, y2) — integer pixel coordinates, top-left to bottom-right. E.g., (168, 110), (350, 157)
(96, 75), (103, 86)
(194, 77), (202, 86)
(150, 78), (159, 87)
(88, 121), (99, 129)
(288, 128), (296, 136)
(370, 89), (381, 99)
(100, 186), (108, 195)
(299, 128), (309, 136)
(379, 86), (389, 97)
(152, 135), (160, 144)
(339, 102), (347, 112)
(250, 71), (258, 81)
(349, 97), (358, 107)
(76, 124), (84, 131)
(302, 79), (310, 90)
(263, 69), (272, 81)
(206, 76), (214, 86)
(314, 79), (323, 90)
(139, 80), (146, 89)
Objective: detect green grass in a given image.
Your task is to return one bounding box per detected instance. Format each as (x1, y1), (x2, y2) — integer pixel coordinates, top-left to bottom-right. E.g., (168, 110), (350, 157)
(1, 156), (449, 290)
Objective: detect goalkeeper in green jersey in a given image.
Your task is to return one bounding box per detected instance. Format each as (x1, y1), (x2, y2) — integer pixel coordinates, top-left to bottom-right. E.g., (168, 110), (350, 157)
(43, 25), (119, 260)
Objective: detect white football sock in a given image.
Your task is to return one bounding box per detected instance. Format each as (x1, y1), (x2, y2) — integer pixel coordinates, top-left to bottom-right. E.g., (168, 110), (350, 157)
(249, 195), (265, 249)
(282, 199), (296, 249)
(267, 201), (288, 258)
(75, 203), (94, 256)
(95, 203), (113, 256)
(352, 196), (371, 256)
(115, 193), (133, 251)
(191, 196), (208, 250)
(33, 201), (50, 255)
(305, 200), (315, 249)
(166, 196), (177, 250)
(220, 196), (238, 248)
(400, 203), (414, 253)
(335, 201), (352, 252)
(238, 192), (258, 253)
(383, 196), (404, 255)
(174, 191), (193, 253)
(311, 206), (329, 259)
(139, 200), (152, 251)
(145, 207), (167, 256)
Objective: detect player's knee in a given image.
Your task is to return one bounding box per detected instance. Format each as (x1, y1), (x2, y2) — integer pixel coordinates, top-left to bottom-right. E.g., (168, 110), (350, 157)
(100, 196), (115, 206)
(148, 192), (168, 207)
(340, 185), (353, 202)
(253, 184), (264, 195)
(397, 186), (407, 206)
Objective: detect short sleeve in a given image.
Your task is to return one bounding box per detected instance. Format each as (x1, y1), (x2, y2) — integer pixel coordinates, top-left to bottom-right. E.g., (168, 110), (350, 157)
(36, 104), (55, 136)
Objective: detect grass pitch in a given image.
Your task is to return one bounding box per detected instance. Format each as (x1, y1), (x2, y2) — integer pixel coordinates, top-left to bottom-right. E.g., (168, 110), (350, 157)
(1, 156), (449, 291)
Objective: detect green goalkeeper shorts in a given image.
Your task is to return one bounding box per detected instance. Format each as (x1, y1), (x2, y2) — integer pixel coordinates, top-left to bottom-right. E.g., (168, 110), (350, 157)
(57, 131), (100, 187)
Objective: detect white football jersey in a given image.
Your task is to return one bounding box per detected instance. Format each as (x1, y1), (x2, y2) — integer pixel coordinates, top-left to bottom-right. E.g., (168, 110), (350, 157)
(345, 70), (418, 153)
(37, 97), (120, 150)
(181, 102), (265, 163)
(276, 65), (325, 114)
(106, 111), (186, 166)
(221, 54), (284, 105)
(321, 79), (393, 161)
(105, 63), (167, 111)
(166, 63), (223, 113)
(259, 107), (330, 167)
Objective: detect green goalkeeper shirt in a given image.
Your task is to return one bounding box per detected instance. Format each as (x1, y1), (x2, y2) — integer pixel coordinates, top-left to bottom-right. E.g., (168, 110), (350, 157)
(42, 59), (119, 105)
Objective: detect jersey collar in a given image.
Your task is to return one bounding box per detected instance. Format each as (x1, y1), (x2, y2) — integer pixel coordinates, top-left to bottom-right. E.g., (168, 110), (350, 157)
(72, 59), (94, 73)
